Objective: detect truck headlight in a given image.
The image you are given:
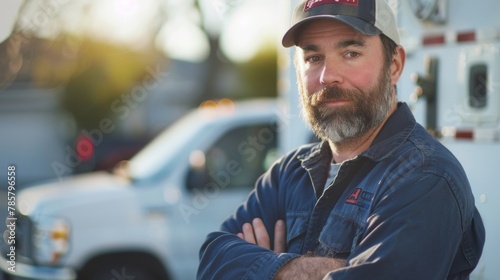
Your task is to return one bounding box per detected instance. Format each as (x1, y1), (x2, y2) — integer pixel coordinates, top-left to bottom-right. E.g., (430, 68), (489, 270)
(33, 216), (71, 266)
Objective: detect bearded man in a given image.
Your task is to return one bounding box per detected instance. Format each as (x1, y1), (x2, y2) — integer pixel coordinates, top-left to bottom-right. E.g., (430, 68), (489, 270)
(197, 1), (485, 279)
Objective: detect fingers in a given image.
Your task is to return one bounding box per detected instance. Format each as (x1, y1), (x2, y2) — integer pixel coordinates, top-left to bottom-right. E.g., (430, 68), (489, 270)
(273, 219), (286, 253)
(236, 218), (286, 253)
(237, 218), (271, 249)
(252, 218), (271, 249)
(242, 222), (256, 244)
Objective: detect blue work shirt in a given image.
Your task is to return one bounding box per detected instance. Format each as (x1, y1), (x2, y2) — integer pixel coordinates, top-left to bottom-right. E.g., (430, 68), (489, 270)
(198, 103), (485, 280)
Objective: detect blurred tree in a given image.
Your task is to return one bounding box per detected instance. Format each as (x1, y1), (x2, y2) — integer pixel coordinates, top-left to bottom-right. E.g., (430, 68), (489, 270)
(1, 0), (278, 104)
(192, 0), (277, 101)
(62, 39), (164, 130)
(236, 44), (278, 99)
(0, 0), (278, 172)
(0, 0), (31, 88)
(192, 0), (226, 103)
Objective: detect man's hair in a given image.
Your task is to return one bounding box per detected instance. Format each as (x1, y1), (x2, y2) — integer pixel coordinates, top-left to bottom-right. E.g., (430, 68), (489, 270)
(380, 34), (398, 68)
(380, 34), (398, 94)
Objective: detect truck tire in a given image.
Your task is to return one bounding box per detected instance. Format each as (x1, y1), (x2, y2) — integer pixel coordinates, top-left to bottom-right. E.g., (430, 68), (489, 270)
(79, 262), (159, 280)
(77, 253), (169, 280)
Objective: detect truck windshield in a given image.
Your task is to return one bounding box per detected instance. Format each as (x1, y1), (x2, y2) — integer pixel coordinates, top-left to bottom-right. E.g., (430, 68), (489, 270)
(127, 109), (213, 181)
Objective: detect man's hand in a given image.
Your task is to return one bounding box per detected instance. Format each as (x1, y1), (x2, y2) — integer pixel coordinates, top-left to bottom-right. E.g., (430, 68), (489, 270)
(237, 218), (346, 279)
(237, 218), (286, 253)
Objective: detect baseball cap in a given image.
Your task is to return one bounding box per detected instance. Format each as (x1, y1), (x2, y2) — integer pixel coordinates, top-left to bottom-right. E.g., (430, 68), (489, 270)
(282, 0), (400, 47)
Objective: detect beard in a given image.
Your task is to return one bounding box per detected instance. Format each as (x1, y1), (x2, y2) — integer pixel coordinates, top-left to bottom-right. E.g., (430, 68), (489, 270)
(300, 68), (393, 144)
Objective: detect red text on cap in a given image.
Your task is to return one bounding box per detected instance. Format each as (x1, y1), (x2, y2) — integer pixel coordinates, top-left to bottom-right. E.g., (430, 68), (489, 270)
(305, 0), (359, 11)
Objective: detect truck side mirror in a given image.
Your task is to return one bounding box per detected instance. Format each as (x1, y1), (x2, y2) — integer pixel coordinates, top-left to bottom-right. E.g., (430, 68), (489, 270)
(186, 150), (208, 192)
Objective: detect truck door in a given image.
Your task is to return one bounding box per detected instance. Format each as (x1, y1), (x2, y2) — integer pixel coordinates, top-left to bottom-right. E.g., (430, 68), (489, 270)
(165, 121), (279, 280)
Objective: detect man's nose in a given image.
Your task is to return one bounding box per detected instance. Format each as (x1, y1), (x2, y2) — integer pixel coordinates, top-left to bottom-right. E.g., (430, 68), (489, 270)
(320, 59), (343, 85)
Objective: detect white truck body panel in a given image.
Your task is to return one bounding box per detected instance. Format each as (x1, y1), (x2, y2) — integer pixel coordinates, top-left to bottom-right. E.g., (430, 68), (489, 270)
(397, 1), (500, 279)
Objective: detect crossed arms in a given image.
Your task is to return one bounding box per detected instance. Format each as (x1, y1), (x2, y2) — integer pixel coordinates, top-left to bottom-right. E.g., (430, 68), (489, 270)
(237, 218), (345, 280)
(198, 169), (467, 280)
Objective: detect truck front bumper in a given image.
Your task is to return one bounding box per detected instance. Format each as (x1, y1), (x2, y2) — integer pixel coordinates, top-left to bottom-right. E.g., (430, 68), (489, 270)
(0, 254), (76, 280)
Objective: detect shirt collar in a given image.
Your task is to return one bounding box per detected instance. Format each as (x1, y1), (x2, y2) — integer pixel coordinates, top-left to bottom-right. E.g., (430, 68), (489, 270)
(362, 102), (416, 161)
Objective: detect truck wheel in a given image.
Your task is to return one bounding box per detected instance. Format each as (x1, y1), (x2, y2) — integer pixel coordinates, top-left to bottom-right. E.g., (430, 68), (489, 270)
(81, 264), (157, 280)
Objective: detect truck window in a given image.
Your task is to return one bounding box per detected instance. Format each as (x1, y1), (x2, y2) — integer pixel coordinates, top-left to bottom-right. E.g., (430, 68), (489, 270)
(187, 122), (278, 191)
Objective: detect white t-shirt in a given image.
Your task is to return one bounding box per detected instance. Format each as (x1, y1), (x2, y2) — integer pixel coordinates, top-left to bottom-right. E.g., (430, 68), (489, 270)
(324, 162), (342, 194)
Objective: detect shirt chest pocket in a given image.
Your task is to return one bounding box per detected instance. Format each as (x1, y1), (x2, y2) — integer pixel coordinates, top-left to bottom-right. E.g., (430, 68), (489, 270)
(317, 213), (365, 258)
(285, 211), (310, 254)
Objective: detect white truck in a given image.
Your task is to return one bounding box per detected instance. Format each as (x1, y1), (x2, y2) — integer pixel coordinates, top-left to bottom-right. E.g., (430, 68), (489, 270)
(278, 0), (500, 279)
(1, 99), (283, 280)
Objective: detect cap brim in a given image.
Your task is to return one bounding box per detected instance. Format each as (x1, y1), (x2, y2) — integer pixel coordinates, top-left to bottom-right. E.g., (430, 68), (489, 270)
(282, 15), (382, 47)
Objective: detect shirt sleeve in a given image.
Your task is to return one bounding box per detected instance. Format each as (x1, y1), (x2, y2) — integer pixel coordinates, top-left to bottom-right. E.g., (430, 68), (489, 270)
(324, 174), (465, 280)
(197, 160), (301, 280)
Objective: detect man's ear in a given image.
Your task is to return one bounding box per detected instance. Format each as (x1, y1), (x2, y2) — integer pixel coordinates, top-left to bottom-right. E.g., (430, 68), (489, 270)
(390, 46), (406, 86)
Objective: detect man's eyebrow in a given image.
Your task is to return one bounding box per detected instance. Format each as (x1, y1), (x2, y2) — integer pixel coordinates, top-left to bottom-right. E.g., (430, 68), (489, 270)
(299, 44), (319, 52)
(298, 39), (367, 52)
(337, 39), (366, 48)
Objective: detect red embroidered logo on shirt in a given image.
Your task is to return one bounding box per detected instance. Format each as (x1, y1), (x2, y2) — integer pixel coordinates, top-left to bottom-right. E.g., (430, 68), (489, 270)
(304, 0), (359, 11)
(346, 188), (362, 205)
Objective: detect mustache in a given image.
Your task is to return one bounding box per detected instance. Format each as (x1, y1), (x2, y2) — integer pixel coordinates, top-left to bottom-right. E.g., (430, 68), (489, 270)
(310, 86), (353, 106)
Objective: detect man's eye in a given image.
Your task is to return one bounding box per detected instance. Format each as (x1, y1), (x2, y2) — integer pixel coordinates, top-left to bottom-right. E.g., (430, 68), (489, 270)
(346, 51), (360, 59)
(306, 56), (321, 63)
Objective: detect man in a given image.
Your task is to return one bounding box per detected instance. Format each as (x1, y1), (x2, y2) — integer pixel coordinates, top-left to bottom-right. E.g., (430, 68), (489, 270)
(197, 0), (485, 279)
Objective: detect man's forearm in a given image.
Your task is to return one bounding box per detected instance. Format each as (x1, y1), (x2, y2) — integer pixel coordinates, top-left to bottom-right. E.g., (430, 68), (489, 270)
(274, 256), (346, 280)
(238, 219), (346, 279)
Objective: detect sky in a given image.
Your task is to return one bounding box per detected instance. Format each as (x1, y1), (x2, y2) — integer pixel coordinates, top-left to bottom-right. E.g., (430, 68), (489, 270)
(219, 0), (281, 62)
(0, 0), (23, 43)
(0, 0), (284, 63)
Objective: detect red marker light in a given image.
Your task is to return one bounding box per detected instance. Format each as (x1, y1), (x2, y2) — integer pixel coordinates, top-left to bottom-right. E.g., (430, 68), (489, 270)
(76, 135), (94, 161)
